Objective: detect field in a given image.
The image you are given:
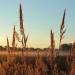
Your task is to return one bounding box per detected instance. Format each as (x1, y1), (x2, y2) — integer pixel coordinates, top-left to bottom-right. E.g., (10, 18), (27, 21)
(0, 49), (71, 75)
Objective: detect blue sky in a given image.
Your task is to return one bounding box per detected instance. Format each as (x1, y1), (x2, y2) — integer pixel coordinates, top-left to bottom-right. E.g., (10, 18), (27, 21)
(0, 0), (75, 48)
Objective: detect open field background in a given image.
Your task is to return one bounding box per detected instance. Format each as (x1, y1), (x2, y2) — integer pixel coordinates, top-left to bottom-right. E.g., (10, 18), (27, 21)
(0, 49), (71, 75)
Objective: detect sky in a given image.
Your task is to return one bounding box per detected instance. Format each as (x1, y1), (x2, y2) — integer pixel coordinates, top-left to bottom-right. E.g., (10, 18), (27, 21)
(0, 0), (75, 48)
